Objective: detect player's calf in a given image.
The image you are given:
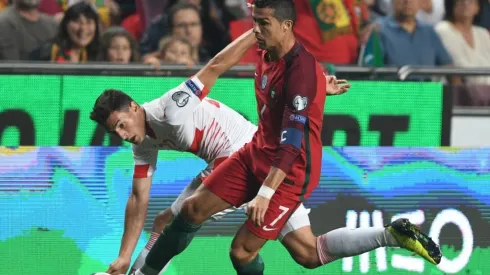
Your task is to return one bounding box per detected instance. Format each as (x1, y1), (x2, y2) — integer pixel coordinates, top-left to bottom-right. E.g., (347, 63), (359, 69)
(230, 224), (267, 275)
(152, 208), (175, 231)
(281, 227), (321, 269)
(129, 208), (175, 274)
(135, 186), (231, 275)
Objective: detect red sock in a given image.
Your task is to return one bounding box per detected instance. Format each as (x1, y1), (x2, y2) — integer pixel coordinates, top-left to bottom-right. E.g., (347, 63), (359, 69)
(145, 232), (160, 250)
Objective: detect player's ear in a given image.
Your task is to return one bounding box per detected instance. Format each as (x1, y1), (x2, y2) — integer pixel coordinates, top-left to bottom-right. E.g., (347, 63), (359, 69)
(283, 20), (293, 32)
(130, 101), (138, 112)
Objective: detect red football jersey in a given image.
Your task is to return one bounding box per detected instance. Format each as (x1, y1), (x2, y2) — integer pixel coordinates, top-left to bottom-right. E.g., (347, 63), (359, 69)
(247, 42), (327, 200)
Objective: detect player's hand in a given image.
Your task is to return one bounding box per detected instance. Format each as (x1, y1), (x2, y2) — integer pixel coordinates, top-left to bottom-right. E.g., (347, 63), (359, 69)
(246, 195), (270, 227)
(325, 75), (351, 96)
(106, 256), (131, 275)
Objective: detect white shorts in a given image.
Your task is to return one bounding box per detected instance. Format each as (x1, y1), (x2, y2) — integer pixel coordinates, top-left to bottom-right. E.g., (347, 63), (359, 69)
(170, 160), (311, 240)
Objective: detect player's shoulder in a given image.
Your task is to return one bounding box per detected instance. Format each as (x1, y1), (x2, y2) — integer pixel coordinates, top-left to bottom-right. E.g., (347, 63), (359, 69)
(142, 96), (164, 119)
(285, 43), (319, 75)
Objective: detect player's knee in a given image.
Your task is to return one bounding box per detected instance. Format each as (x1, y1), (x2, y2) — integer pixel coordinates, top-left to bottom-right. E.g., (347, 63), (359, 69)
(292, 253), (321, 269)
(180, 197), (206, 224)
(290, 242), (321, 269)
(229, 244), (257, 265)
(153, 208), (174, 232)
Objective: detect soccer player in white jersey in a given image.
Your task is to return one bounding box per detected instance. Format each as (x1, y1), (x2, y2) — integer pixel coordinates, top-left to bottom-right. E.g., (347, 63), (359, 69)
(89, 73), (347, 274)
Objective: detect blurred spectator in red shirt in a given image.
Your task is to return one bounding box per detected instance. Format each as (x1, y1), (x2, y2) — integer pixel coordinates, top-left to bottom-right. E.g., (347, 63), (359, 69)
(293, 0), (371, 64)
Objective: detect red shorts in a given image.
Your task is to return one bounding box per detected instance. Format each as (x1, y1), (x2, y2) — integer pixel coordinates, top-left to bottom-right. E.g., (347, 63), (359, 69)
(203, 146), (301, 240)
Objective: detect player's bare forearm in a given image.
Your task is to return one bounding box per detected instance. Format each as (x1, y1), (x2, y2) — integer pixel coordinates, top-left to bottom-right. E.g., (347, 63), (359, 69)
(119, 193), (148, 259)
(118, 177), (151, 259)
(196, 29), (256, 88)
(262, 166), (287, 190)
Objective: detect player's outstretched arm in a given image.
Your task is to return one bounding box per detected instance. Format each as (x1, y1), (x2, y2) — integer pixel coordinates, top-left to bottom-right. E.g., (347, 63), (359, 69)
(196, 29), (256, 90)
(107, 177), (152, 274)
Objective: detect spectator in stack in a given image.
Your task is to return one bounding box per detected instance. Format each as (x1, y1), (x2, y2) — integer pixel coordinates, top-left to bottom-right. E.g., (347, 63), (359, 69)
(0, 0), (57, 60)
(38, 0), (120, 27)
(377, 0), (445, 25)
(291, 0), (372, 64)
(157, 35), (195, 66)
(97, 26), (160, 66)
(435, 0), (490, 84)
(139, 2), (215, 62)
(377, 0), (453, 67)
(29, 2), (100, 62)
(97, 26), (140, 63)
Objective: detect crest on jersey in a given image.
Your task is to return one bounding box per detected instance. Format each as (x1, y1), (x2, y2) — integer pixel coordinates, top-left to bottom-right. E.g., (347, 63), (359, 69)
(293, 95), (308, 111)
(270, 89), (276, 99)
(261, 75), (268, 90)
(172, 91), (190, 107)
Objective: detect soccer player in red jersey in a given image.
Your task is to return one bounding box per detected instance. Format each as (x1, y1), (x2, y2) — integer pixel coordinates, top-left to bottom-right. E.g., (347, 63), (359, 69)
(133, 1), (442, 274)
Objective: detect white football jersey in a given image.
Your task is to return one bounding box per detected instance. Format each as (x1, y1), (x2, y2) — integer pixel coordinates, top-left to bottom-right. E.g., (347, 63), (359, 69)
(132, 77), (257, 178)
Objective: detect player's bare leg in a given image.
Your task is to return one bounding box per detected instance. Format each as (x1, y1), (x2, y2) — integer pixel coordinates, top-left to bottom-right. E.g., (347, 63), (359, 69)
(130, 208), (174, 274)
(134, 185), (231, 275)
(280, 219), (442, 269)
(230, 225), (268, 274)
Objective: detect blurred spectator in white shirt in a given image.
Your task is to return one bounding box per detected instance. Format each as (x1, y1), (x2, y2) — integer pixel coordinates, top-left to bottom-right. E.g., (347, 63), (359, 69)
(379, 0), (445, 25)
(436, 0), (490, 84)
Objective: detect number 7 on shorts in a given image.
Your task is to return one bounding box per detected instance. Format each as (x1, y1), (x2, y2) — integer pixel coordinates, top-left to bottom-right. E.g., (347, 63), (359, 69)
(270, 205), (290, 227)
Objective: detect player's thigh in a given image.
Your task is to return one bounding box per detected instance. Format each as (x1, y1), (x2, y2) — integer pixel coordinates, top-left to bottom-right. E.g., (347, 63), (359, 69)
(171, 175), (204, 216)
(278, 203), (311, 240)
(182, 154), (255, 222)
(246, 190), (300, 240)
(202, 150), (257, 208)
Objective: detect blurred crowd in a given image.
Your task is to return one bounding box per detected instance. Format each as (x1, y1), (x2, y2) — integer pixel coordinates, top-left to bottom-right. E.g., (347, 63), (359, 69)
(0, 0), (490, 85)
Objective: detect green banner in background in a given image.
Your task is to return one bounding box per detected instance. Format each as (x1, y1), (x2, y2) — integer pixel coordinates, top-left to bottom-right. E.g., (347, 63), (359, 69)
(0, 75), (444, 146)
(0, 75), (61, 145)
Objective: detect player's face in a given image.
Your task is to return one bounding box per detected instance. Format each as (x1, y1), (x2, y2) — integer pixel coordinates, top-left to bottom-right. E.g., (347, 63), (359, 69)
(105, 102), (146, 145)
(252, 7), (292, 50)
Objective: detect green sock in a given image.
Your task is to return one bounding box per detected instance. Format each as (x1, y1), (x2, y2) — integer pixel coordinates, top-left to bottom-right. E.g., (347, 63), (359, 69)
(145, 214), (201, 271)
(233, 254), (265, 275)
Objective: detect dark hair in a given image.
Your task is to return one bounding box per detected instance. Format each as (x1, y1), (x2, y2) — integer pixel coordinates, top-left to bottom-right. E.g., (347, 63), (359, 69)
(444, 0), (479, 23)
(57, 2), (101, 60)
(97, 27), (141, 62)
(90, 89), (134, 126)
(167, 3), (201, 30)
(254, 0), (296, 24)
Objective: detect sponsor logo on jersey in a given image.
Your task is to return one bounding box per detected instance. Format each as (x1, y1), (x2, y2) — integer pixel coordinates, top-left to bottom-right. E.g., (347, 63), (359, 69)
(293, 95), (308, 111)
(185, 80), (202, 96)
(289, 114), (306, 124)
(261, 75), (268, 90)
(270, 89), (276, 99)
(172, 91), (190, 107)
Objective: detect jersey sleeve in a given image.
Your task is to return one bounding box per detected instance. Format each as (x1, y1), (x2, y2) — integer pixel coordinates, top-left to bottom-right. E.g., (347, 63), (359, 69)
(162, 76), (210, 125)
(272, 56), (318, 174)
(132, 144), (158, 178)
